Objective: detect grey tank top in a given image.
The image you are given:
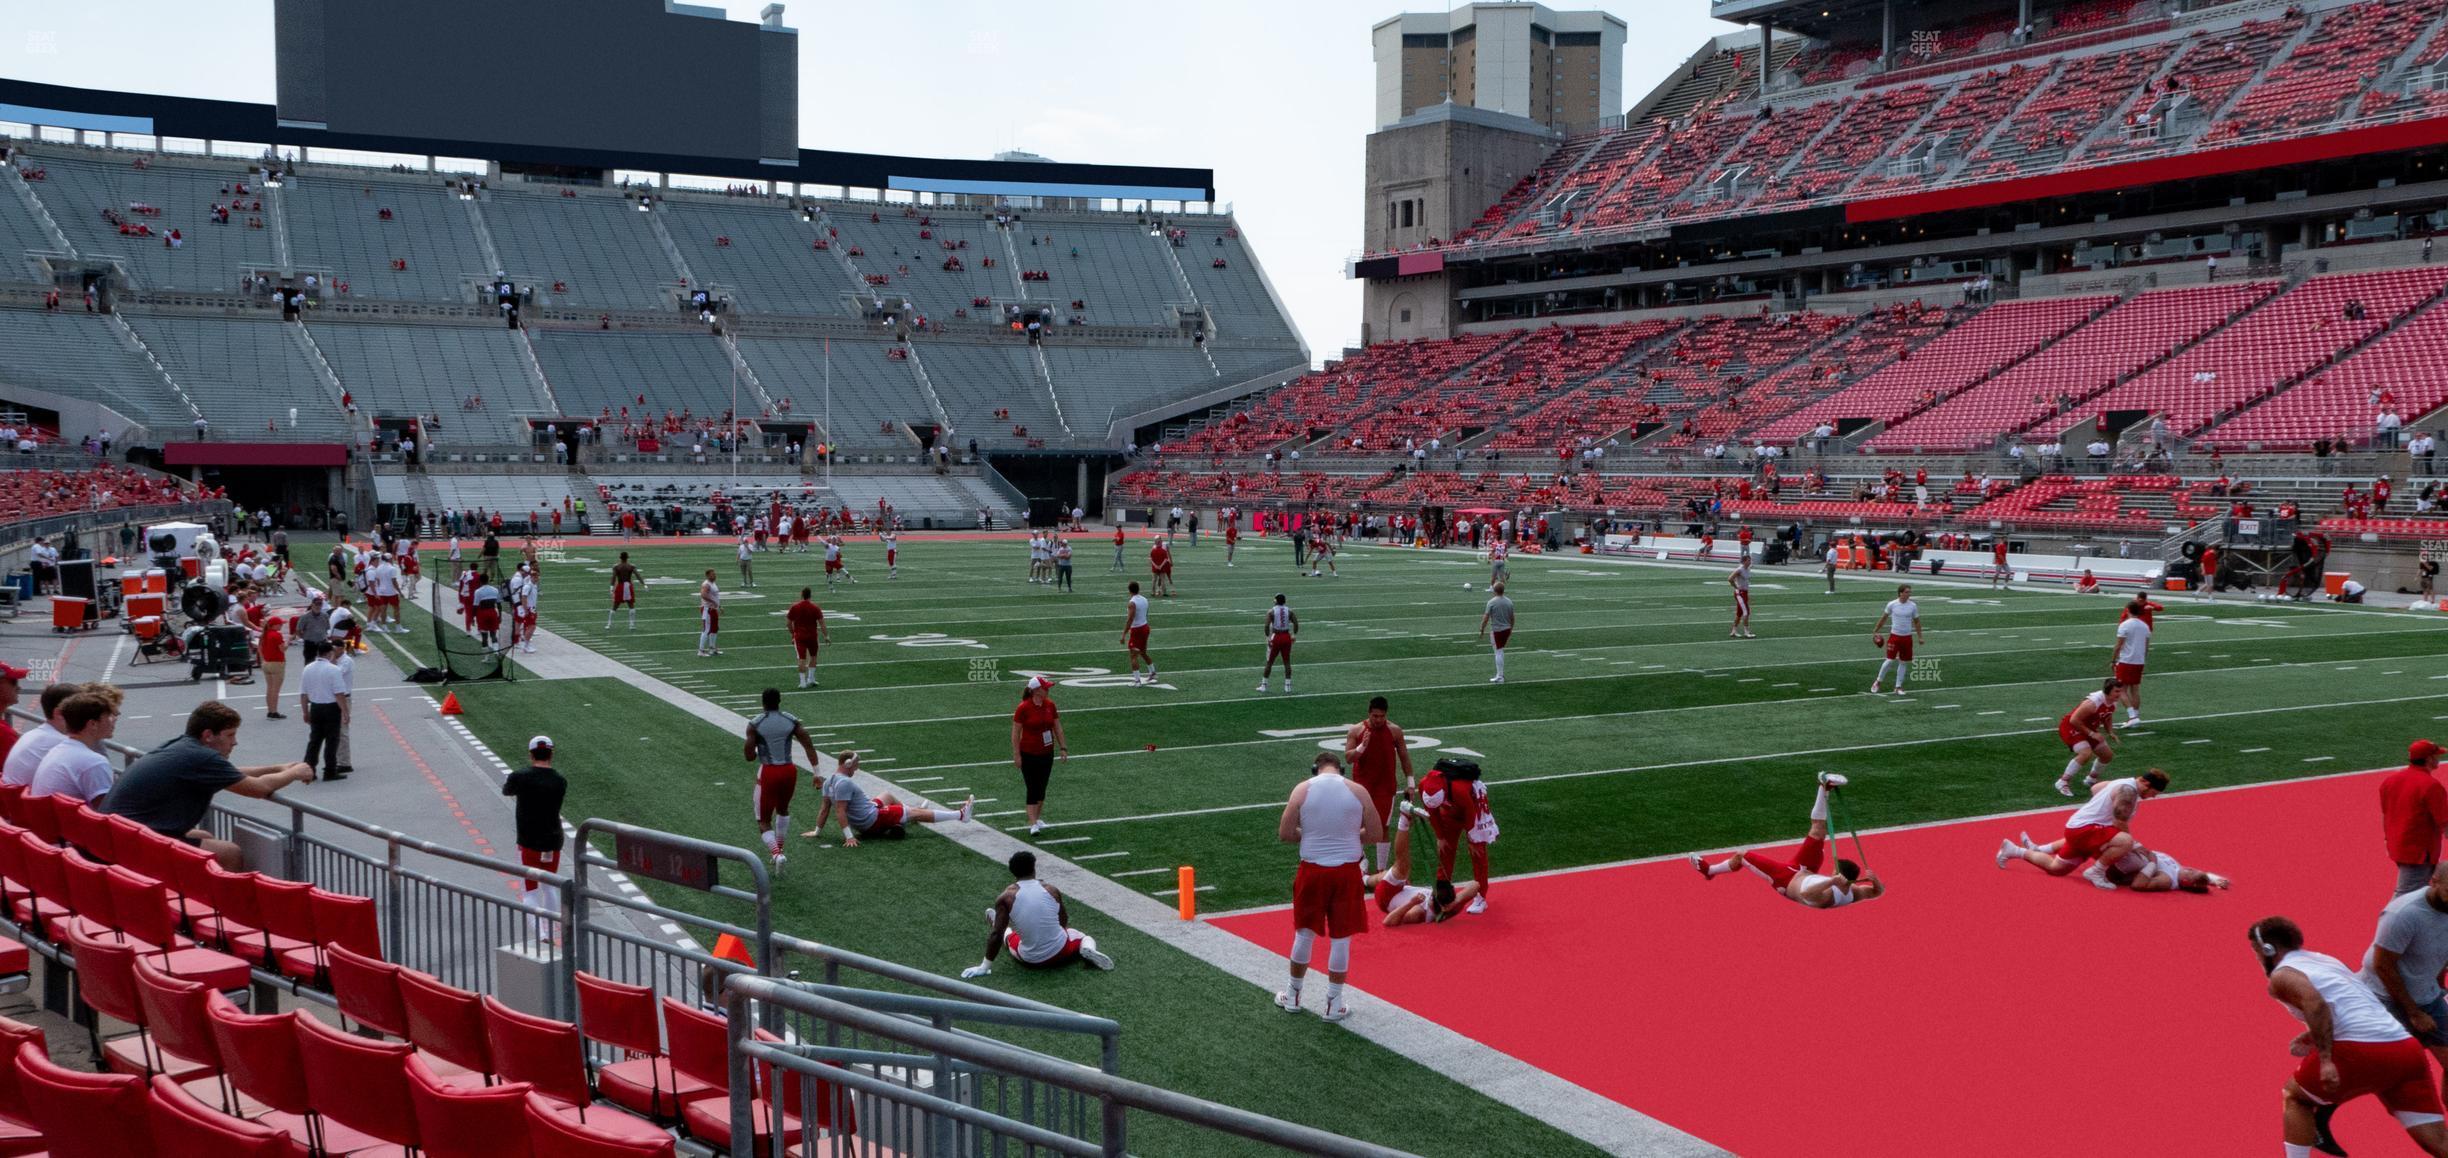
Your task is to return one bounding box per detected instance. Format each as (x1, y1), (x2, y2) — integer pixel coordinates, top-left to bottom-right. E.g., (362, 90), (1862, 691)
(750, 711), (799, 765)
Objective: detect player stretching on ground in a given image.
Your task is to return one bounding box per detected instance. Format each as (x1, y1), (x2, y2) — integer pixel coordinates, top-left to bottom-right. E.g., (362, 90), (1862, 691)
(1999, 768), (2169, 889)
(1729, 556), (1756, 639)
(1479, 582), (1515, 684)
(2101, 843), (2231, 893)
(1344, 696), (1416, 873)
(1122, 582), (1157, 686)
(1368, 800), (1480, 926)
(1692, 773), (1883, 908)
(1257, 594), (1300, 693)
(786, 587), (828, 688)
(2114, 598), (2155, 726)
(961, 850), (1114, 978)
(744, 688), (820, 872)
(880, 529), (898, 578)
(1276, 751), (1383, 1023)
(1868, 584), (1923, 695)
(2054, 679), (2126, 796)
(607, 552), (639, 629)
(2249, 915), (2448, 1158)
(805, 752), (973, 848)
(697, 570), (723, 657)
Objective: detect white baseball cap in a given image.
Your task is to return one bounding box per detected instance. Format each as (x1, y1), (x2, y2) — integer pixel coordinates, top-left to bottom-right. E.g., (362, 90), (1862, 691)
(1026, 675), (1052, 691)
(528, 735), (554, 752)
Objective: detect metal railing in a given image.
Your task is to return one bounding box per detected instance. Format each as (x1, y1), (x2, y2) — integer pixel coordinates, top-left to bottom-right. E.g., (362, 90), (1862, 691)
(725, 975), (1417, 1158)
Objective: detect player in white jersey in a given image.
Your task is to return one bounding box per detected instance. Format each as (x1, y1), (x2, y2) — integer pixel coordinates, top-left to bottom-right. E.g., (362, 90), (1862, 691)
(2100, 843), (2231, 893)
(2249, 915), (2448, 1158)
(512, 568), (540, 654)
(1310, 533), (1337, 578)
(1692, 773), (1882, 908)
(736, 534), (755, 588)
(1122, 583), (1156, 686)
(1276, 752), (1384, 1022)
(2113, 602), (2152, 726)
(962, 850), (1114, 977)
(697, 570), (723, 657)
(1867, 584), (1923, 695)
(1257, 594), (1299, 692)
(2054, 679), (2127, 796)
(1727, 558), (1756, 639)
(1999, 767), (2168, 889)
(1487, 541), (1508, 587)
(774, 513), (793, 549)
(880, 530), (899, 578)
(367, 556), (404, 633)
(1028, 533), (1049, 585)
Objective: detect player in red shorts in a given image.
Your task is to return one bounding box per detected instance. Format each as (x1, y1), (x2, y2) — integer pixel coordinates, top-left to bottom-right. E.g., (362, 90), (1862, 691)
(2249, 915), (2448, 1158)
(697, 570), (722, 657)
(961, 850), (1114, 978)
(1149, 537), (1175, 597)
(500, 735), (566, 918)
(1728, 556), (1756, 639)
(1868, 584), (1922, 695)
(1692, 773), (1883, 908)
(786, 587), (828, 688)
(606, 551), (639, 630)
(742, 688), (820, 871)
(1276, 752), (1383, 1022)
(1419, 756), (1499, 914)
(1343, 695), (1415, 872)
(2114, 597), (2159, 726)
(2053, 678), (2126, 796)
(1999, 767), (2168, 888)
(1223, 520), (1240, 567)
(456, 564), (479, 632)
(1121, 582), (1156, 686)
(1257, 594), (1301, 693)
(1990, 536), (2010, 589)
(1368, 799), (1480, 926)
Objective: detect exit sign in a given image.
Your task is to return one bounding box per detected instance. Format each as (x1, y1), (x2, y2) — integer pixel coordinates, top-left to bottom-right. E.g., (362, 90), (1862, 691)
(613, 830), (721, 891)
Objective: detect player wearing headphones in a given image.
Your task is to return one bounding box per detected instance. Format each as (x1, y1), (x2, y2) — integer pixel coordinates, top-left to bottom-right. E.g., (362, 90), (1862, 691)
(2250, 915), (2448, 1158)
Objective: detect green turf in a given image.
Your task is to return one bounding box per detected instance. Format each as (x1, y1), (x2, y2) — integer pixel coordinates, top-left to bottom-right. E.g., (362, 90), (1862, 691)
(350, 533), (2448, 1154)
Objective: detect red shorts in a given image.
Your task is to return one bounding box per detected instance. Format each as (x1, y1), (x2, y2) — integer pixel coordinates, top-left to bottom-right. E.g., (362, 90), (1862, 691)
(857, 803), (906, 835)
(1291, 860), (1367, 938)
(1742, 834), (1827, 891)
(886, 550), (896, 565)
(825, 560), (841, 573)
(2058, 716), (2094, 750)
(1733, 592), (1750, 617)
(1155, 564), (1173, 577)
(755, 764), (797, 819)
(475, 607), (501, 632)
(1491, 629), (1511, 650)
(1884, 634), (1915, 662)
(1266, 631), (1293, 661)
(2294, 1037), (2443, 1117)
(2060, 824), (2120, 863)
(1127, 625), (1150, 650)
(519, 847), (562, 873)
(1354, 774), (1396, 831)
(2113, 662), (2144, 687)
(793, 637), (820, 661)
(1006, 929), (1084, 967)
(702, 609), (720, 633)
(611, 582), (634, 607)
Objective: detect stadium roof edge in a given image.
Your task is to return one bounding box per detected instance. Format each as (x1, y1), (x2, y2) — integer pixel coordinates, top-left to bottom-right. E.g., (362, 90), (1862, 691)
(0, 77), (1217, 203)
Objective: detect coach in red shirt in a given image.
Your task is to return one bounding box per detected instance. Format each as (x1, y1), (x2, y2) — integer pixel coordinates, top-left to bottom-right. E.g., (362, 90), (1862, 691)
(2383, 739), (2448, 896)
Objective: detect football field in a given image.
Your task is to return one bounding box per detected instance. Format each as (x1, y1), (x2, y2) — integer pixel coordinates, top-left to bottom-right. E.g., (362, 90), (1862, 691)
(398, 530), (2448, 1154)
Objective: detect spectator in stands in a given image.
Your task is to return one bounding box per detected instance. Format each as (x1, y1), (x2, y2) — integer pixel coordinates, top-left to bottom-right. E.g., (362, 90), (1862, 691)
(101, 701), (315, 869)
(2412, 430), (2439, 474)
(29, 689), (122, 806)
(2379, 406), (2405, 449)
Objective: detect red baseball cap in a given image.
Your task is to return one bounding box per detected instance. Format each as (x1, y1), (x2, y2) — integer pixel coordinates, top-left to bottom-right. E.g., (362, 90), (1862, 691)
(0, 662), (28, 682)
(2416, 740), (2446, 764)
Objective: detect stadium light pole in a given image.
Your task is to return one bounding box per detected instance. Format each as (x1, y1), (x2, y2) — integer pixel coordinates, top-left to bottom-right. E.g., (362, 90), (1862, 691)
(823, 338), (833, 483)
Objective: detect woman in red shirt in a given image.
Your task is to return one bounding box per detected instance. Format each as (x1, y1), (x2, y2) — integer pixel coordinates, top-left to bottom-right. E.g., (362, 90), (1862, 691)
(1010, 676), (1067, 837)
(259, 615), (288, 719)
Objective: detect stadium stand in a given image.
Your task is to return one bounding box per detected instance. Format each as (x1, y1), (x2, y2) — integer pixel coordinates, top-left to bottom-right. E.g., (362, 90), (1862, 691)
(813, 205), (1012, 320)
(528, 329), (751, 426)
(660, 198), (856, 316)
(306, 322), (552, 443)
(1754, 295), (2112, 442)
(118, 313), (352, 440)
(480, 188), (681, 311)
(730, 336), (921, 447)
(282, 174), (493, 303)
(2200, 0), (2435, 146)
(911, 341), (1064, 439)
(2209, 291), (2448, 449)
(0, 309), (192, 429)
(13, 148), (280, 292)
(1168, 219), (1299, 343)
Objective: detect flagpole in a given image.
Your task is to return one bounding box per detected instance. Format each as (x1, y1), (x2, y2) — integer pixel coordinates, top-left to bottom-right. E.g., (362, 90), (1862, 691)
(823, 338), (833, 484)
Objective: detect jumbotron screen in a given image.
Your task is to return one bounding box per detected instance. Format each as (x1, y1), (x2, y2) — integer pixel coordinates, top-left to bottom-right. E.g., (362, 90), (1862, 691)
(275, 0), (796, 164)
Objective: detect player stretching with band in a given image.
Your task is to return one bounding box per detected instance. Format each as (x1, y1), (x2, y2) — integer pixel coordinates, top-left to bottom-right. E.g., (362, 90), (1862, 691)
(1258, 595), (1300, 693)
(1368, 799), (1480, 926)
(2055, 679), (2126, 796)
(2250, 915), (2448, 1158)
(1868, 584), (1923, 695)
(1276, 752), (1383, 1023)
(2000, 768), (2169, 889)
(743, 688), (820, 872)
(1692, 773), (1883, 908)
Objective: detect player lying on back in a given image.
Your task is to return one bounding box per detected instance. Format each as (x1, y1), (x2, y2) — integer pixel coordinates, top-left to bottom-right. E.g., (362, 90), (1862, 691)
(1691, 773), (1883, 908)
(1999, 768), (2169, 889)
(2100, 843), (2231, 893)
(1367, 800), (1481, 926)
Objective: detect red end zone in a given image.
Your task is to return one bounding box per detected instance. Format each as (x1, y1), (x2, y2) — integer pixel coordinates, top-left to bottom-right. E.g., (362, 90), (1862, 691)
(1213, 771), (2406, 1156)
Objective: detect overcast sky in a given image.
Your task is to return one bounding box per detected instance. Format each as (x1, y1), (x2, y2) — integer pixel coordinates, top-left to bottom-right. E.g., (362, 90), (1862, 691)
(6, 1), (1742, 362)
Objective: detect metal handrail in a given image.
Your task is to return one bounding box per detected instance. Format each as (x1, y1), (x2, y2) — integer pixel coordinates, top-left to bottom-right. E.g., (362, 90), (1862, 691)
(725, 975), (1415, 1158)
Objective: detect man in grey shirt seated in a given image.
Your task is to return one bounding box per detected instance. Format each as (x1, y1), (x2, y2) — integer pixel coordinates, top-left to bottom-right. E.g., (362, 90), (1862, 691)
(803, 752), (972, 849)
(101, 700), (314, 869)
(2365, 862), (2448, 1109)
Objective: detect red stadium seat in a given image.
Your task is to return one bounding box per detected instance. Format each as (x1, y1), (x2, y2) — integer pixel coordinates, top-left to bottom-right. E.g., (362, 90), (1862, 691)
(145, 1073), (287, 1158)
(13, 1040), (151, 1158)
(576, 972), (717, 1121)
(406, 1053), (536, 1158)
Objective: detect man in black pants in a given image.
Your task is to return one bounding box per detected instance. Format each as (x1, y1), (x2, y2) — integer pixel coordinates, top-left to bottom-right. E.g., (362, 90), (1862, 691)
(299, 641), (349, 781)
